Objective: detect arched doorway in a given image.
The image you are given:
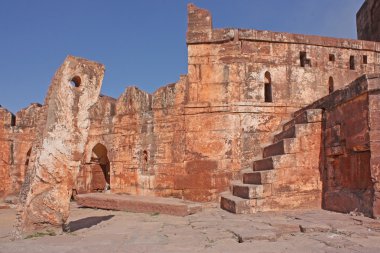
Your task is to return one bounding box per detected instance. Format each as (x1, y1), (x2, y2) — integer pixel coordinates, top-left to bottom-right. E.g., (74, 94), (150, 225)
(90, 143), (110, 192)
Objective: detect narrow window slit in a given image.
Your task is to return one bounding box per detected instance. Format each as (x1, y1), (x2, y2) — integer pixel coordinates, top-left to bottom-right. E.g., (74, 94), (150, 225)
(264, 71), (272, 102)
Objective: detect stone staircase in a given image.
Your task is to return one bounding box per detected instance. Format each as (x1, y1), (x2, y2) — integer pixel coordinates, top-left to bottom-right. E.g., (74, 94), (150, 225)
(220, 109), (323, 214)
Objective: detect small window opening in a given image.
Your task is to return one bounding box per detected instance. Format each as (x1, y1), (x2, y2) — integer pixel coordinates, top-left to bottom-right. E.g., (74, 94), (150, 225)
(69, 76), (81, 87)
(300, 51), (311, 67)
(350, 56), (355, 70)
(328, 77), (334, 94)
(143, 150), (148, 163)
(141, 150), (149, 173)
(363, 55), (368, 64)
(264, 71), (272, 102)
(329, 54), (335, 62)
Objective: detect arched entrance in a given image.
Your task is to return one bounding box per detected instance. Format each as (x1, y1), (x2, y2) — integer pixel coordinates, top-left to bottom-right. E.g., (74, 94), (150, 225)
(90, 143), (110, 192)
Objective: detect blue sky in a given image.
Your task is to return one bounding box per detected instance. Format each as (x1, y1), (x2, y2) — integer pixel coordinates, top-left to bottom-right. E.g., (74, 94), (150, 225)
(0, 0), (363, 113)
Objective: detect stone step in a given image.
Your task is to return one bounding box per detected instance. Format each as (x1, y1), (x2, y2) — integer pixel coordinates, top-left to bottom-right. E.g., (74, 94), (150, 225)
(76, 193), (202, 216)
(243, 170), (276, 184)
(274, 123), (320, 143)
(273, 125), (296, 143)
(220, 192), (254, 214)
(263, 138), (299, 158)
(253, 157), (273, 171)
(232, 181), (271, 199)
(236, 168), (253, 181)
(253, 154), (297, 171)
(283, 109), (322, 131)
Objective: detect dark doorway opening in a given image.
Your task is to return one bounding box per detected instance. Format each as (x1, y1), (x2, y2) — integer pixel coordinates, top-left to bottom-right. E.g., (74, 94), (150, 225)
(90, 143), (110, 192)
(264, 71), (272, 102)
(328, 77), (334, 94)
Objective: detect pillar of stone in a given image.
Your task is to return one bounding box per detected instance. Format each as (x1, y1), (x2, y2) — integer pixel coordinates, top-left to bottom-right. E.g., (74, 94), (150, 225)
(14, 56), (104, 237)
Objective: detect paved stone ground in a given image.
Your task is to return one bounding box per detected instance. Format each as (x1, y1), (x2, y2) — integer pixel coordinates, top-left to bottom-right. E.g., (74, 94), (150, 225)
(1, 202), (380, 253)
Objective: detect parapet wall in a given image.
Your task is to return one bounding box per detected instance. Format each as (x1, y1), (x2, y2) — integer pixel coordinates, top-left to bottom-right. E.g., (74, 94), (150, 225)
(187, 4), (380, 105)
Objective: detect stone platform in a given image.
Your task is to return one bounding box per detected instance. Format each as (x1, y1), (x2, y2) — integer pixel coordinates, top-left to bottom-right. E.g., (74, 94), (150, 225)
(76, 193), (202, 216)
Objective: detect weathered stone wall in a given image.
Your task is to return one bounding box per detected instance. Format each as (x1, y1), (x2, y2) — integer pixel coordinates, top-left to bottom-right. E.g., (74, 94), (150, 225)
(323, 93), (372, 215)
(357, 0), (380, 42)
(1, 3), (380, 211)
(0, 107), (14, 197)
(0, 104), (45, 199)
(368, 74), (380, 217)
(188, 4), (380, 104)
(16, 56), (104, 235)
(75, 95), (116, 194)
(183, 4), (380, 201)
(70, 4), (380, 203)
(294, 74), (380, 217)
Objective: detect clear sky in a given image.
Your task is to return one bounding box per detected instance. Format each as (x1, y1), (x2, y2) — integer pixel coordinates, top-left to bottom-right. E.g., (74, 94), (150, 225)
(0, 0), (364, 113)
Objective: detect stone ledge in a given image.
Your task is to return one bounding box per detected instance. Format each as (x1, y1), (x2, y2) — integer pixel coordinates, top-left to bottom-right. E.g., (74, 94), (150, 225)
(76, 193), (202, 217)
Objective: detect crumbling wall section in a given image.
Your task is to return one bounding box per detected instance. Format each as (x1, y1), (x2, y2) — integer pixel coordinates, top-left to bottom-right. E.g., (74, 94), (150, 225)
(16, 56), (104, 236)
(75, 95), (116, 194)
(368, 74), (380, 217)
(0, 107), (15, 197)
(295, 74), (380, 217)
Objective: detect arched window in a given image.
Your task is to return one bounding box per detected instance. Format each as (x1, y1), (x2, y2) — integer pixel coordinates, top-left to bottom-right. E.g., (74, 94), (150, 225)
(328, 77), (334, 94)
(264, 71), (272, 102)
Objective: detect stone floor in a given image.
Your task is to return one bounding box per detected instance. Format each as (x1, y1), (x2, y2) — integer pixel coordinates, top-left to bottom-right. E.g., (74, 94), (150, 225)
(1, 202), (380, 253)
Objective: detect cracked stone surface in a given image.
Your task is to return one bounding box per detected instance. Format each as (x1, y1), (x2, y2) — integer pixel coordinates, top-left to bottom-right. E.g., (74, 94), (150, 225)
(1, 203), (380, 253)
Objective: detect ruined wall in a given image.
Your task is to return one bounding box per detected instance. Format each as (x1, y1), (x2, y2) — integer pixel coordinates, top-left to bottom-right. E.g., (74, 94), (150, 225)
(368, 74), (380, 217)
(75, 95), (116, 194)
(10, 104), (45, 197)
(71, 4), (380, 203)
(0, 107), (14, 197)
(0, 104), (44, 199)
(295, 74), (380, 217)
(183, 4), (380, 201)
(357, 0), (380, 42)
(323, 93), (372, 215)
(2, 3), (380, 207)
(16, 56), (104, 235)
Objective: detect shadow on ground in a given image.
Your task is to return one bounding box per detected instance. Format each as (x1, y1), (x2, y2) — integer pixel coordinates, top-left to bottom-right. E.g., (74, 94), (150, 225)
(65, 215), (114, 232)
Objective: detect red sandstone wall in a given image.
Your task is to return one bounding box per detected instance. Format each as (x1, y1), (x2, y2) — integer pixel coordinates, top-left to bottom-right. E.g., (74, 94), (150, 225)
(76, 95), (116, 194)
(188, 4), (380, 105)
(295, 74), (380, 217)
(0, 107), (14, 197)
(368, 75), (380, 217)
(12, 104), (45, 196)
(0, 104), (44, 198)
(323, 93), (373, 215)
(71, 4), (380, 203)
(2, 4), (380, 205)
(357, 0), (380, 42)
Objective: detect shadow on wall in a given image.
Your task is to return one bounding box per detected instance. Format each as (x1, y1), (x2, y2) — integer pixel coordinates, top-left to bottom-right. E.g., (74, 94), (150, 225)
(64, 215), (114, 232)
